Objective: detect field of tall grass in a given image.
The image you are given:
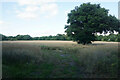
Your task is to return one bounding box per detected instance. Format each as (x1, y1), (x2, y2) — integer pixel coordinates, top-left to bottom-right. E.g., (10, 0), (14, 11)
(2, 41), (118, 78)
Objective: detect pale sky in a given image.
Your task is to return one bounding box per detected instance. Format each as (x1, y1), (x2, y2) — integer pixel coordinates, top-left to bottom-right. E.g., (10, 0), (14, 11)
(0, 0), (119, 37)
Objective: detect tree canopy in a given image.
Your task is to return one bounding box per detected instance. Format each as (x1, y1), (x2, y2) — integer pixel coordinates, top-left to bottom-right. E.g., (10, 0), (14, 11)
(65, 2), (120, 45)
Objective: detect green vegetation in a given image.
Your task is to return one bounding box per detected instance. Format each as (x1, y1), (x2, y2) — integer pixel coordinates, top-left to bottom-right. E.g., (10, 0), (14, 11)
(1, 33), (120, 42)
(2, 41), (118, 78)
(65, 3), (120, 44)
(0, 34), (72, 41)
(96, 33), (120, 42)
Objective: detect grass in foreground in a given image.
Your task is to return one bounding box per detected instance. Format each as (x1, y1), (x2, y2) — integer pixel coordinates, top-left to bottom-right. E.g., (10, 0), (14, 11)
(2, 41), (118, 78)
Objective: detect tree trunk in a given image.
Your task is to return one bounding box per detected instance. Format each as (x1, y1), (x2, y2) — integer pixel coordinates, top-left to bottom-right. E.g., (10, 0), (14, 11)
(77, 41), (80, 44)
(83, 42), (86, 45)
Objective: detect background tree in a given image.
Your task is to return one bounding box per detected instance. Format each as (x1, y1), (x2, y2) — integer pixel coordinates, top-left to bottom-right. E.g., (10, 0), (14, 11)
(16, 35), (32, 40)
(0, 34), (7, 41)
(65, 2), (120, 45)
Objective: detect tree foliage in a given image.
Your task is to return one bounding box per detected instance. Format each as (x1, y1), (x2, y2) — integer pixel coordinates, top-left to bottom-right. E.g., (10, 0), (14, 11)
(1, 33), (120, 42)
(0, 34), (72, 41)
(16, 35), (32, 40)
(96, 34), (120, 42)
(65, 2), (120, 44)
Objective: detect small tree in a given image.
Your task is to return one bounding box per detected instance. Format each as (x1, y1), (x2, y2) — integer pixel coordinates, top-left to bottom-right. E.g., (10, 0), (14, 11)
(23, 35), (32, 40)
(65, 2), (120, 45)
(16, 35), (32, 40)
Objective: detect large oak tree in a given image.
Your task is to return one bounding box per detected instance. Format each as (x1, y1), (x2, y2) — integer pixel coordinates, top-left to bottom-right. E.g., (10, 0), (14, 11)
(65, 3), (120, 45)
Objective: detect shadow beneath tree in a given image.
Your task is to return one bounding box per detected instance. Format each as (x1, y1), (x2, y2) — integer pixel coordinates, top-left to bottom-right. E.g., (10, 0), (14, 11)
(91, 43), (105, 45)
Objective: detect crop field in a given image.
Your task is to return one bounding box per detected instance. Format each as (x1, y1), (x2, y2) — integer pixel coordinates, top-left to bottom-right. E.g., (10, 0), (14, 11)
(2, 41), (119, 78)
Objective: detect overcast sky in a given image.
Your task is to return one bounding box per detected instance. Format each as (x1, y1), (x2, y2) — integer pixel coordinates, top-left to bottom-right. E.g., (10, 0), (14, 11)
(0, 0), (119, 37)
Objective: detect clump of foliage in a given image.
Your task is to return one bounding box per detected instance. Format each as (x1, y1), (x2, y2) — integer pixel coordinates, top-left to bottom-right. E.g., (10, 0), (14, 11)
(65, 2), (120, 45)
(96, 33), (120, 42)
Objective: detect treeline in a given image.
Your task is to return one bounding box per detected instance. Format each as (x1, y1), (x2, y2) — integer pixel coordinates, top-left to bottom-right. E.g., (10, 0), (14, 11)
(96, 33), (120, 42)
(0, 33), (120, 42)
(0, 34), (72, 41)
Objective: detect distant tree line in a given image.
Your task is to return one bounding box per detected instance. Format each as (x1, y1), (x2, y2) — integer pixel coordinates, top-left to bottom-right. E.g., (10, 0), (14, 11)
(0, 34), (120, 42)
(0, 34), (72, 41)
(0, 33), (120, 42)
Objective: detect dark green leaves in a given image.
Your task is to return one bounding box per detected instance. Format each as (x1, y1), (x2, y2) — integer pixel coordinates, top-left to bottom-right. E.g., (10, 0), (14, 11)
(65, 2), (120, 44)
